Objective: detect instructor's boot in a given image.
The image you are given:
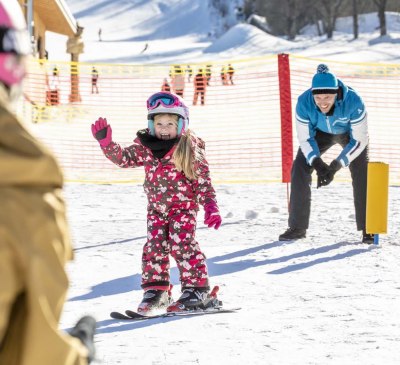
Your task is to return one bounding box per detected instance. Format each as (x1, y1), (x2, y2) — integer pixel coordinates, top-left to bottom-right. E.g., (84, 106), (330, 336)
(362, 230), (375, 244)
(279, 227), (306, 241)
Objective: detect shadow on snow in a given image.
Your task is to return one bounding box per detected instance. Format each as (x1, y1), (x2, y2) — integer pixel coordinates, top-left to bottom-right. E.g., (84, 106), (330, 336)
(69, 240), (373, 302)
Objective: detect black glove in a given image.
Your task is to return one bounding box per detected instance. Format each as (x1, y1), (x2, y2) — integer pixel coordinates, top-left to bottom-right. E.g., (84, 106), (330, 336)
(315, 159), (342, 188)
(327, 159), (342, 182)
(312, 157), (331, 188)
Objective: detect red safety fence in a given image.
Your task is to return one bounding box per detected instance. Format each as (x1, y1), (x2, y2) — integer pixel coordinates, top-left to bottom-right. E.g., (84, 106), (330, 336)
(17, 55), (400, 185)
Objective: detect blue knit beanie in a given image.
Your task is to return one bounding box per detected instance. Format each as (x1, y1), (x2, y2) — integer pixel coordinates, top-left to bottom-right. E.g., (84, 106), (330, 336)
(311, 64), (338, 94)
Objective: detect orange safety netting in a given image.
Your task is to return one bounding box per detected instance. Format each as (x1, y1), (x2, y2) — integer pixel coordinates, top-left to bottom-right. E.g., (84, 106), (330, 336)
(17, 55), (400, 185)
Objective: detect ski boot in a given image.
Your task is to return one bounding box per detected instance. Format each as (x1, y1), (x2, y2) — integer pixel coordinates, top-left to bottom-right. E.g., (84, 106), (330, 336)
(137, 286), (173, 314)
(166, 286), (221, 312)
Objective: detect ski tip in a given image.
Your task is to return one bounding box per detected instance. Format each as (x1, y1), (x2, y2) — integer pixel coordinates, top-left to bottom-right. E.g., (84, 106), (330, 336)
(125, 310), (149, 319)
(110, 311), (132, 320)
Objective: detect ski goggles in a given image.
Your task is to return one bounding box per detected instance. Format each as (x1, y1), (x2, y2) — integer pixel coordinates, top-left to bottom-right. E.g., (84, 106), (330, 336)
(0, 27), (31, 56)
(147, 92), (181, 111)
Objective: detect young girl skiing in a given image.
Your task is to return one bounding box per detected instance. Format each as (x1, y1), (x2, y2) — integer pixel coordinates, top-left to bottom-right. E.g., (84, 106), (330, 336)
(91, 92), (222, 313)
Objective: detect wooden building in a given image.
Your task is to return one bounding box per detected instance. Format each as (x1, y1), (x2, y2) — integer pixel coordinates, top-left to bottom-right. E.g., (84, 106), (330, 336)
(17, 0), (78, 59)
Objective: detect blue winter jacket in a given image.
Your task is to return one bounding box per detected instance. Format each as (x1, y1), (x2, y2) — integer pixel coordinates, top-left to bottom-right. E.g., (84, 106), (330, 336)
(295, 79), (368, 167)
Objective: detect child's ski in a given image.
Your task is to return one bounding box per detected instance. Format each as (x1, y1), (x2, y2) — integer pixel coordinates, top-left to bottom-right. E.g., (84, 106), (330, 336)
(110, 310), (163, 320)
(110, 307), (240, 321)
(110, 285), (240, 320)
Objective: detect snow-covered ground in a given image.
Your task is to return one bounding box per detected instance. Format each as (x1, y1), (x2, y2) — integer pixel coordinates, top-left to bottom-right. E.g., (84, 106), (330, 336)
(41, 1), (400, 364)
(63, 182), (400, 365)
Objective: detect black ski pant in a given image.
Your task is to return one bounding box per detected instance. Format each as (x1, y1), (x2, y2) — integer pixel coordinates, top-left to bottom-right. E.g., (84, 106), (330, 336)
(288, 130), (368, 231)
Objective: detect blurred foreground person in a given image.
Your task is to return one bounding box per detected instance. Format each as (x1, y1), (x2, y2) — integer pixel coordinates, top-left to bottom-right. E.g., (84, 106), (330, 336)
(0, 1), (95, 364)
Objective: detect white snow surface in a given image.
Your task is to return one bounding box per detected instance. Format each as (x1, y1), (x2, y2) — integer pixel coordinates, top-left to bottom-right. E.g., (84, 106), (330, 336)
(42, 1), (400, 364)
(64, 183), (400, 365)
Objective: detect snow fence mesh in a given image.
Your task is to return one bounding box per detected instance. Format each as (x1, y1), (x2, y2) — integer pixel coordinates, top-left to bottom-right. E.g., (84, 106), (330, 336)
(17, 55), (400, 185)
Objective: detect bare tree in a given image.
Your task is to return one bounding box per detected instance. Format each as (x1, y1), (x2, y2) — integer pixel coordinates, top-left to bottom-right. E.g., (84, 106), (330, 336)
(283, 0), (298, 40)
(352, 0), (359, 39)
(249, 0), (314, 39)
(243, 0), (257, 19)
(373, 0), (388, 36)
(318, 0), (344, 39)
(243, 0), (396, 39)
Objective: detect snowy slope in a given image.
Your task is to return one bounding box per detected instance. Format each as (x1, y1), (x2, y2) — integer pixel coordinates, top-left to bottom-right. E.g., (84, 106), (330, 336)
(203, 23), (293, 55)
(46, 2), (400, 63)
(68, 0), (213, 41)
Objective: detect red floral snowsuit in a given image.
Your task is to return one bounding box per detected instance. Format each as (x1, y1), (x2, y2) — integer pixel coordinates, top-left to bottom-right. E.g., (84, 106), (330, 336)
(101, 132), (217, 290)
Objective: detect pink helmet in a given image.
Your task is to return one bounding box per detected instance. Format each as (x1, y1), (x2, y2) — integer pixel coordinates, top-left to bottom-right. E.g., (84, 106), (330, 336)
(146, 92), (189, 136)
(0, 0), (31, 87)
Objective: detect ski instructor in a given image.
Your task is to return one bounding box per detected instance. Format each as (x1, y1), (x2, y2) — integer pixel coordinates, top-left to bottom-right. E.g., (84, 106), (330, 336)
(279, 64), (373, 244)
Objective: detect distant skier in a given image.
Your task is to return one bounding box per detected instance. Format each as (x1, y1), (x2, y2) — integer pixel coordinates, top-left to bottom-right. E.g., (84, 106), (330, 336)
(47, 65), (60, 105)
(91, 66), (99, 94)
(185, 64), (193, 82)
(193, 68), (207, 106)
(171, 65), (185, 97)
(161, 77), (171, 92)
(205, 64), (212, 85)
(140, 42), (149, 54)
(91, 91), (222, 314)
(220, 65), (228, 85)
(227, 63), (235, 85)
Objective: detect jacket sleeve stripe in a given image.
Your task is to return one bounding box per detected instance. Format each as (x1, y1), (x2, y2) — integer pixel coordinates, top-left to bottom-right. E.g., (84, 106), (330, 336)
(351, 109), (367, 125)
(295, 114), (317, 165)
(337, 114), (368, 166)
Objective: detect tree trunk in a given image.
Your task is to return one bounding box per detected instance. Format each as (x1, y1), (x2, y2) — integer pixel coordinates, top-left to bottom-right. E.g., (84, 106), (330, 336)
(374, 0), (387, 36)
(352, 0), (359, 39)
(286, 0), (297, 40)
(320, 0), (344, 39)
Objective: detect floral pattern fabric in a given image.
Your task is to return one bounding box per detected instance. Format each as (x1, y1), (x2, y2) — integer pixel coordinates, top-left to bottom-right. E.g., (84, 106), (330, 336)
(101, 133), (217, 289)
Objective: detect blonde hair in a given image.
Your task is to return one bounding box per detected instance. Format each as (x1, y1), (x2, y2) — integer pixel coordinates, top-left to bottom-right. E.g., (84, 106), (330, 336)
(173, 129), (204, 180)
(153, 114), (203, 180)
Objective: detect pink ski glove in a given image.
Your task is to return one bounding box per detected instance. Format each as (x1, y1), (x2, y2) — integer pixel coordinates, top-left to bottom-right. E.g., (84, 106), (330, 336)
(91, 117), (112, 147)
(204, 203), (222, 230)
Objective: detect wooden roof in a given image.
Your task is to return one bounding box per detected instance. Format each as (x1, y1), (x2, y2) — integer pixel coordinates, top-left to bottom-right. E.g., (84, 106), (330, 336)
(34, 0), (77, 36)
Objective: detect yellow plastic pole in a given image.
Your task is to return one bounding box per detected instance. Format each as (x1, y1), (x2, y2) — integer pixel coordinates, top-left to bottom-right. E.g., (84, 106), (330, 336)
(366, 162), (389, 244)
